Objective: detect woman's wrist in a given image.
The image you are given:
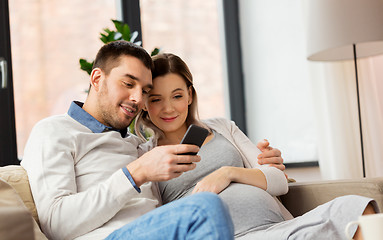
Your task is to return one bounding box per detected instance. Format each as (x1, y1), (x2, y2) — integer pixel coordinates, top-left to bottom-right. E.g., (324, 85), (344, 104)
(221, 167), (266, 190)
(221, 166), (236, 182)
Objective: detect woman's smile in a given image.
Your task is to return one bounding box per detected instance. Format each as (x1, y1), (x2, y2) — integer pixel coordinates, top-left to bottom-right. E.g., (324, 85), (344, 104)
(161, 116), (178, 122)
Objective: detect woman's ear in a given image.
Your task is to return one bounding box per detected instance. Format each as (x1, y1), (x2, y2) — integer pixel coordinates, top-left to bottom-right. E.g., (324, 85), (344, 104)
(90, 68), (103, 92)
(188, 86), (193, 105)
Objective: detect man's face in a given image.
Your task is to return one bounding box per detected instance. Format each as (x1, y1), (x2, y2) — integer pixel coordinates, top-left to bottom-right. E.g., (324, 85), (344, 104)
(95, 55), (152, 130)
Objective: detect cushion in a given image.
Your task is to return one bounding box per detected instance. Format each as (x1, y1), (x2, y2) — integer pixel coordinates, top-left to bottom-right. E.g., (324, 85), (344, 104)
(0, 177), (47, 240)
(0, 179), (35, 240)
(0, 165), (39, 224)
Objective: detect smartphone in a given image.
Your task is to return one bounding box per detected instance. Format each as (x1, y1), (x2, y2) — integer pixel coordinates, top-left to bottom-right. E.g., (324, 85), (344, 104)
(178, 124), (209, 155)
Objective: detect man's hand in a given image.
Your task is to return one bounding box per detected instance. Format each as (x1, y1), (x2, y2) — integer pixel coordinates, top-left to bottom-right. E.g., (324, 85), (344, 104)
(126, 144), (201, 187)
(256, 139), (285, 171)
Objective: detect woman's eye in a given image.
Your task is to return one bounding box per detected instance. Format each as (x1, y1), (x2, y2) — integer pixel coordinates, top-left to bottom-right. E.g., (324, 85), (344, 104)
(174, 95), (183, 99)
(150, 99), (160, 103)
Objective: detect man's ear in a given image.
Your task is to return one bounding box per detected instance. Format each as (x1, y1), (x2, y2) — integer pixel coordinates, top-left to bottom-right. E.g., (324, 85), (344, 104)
(90, 68), (103, 92)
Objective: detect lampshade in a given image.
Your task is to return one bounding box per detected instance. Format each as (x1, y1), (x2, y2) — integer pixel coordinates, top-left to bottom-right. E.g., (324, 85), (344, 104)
(306, 0), (383, 61)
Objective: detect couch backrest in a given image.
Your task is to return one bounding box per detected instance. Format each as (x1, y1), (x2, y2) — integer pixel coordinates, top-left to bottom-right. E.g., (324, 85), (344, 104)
(0, 165), (39, 224)
(0, 166), (48, 240)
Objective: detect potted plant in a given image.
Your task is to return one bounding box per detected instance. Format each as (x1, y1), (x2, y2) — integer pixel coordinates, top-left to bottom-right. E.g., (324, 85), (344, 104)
(79, 19), (159, 75)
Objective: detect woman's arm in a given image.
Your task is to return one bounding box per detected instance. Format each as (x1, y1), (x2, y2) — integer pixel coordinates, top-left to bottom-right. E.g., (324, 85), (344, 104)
(227, 120), (289, 195)
(201, 118), (289, 196)
(192, 166), (267, 194)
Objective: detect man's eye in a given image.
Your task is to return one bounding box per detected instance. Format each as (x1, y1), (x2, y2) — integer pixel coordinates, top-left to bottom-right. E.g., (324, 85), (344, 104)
(124, 82), (133, 87)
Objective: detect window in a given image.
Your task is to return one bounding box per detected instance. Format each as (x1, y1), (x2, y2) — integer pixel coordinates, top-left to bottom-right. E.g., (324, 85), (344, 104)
(139, 0), (227, 120)
(239, 1), (318, 164)
(8, 0), (118, 158)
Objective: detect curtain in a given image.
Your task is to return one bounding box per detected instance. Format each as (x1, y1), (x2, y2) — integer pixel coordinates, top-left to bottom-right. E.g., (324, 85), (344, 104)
(359, 56), (383, 177)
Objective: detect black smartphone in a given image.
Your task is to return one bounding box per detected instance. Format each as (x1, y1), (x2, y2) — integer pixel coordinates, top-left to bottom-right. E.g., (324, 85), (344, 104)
(179, 124), (209, 155)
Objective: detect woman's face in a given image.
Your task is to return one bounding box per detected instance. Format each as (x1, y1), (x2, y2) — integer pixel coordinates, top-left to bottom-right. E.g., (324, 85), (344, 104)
(145, 73), (192, 136)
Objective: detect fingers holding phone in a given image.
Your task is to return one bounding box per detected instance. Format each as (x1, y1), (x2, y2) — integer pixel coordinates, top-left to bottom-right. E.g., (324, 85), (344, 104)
(127, 125), (209, 184)
(178, 124), (209, 156)
(128, 144), (200, 183)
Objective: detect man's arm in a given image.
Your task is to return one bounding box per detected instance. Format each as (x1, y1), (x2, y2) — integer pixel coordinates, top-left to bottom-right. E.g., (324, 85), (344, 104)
(21, 119), (157, 240)
(23, 119), (202, 240)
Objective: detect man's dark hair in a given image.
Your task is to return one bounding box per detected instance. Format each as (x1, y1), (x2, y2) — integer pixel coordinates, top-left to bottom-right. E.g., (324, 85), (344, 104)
(93, 40), (153, 76)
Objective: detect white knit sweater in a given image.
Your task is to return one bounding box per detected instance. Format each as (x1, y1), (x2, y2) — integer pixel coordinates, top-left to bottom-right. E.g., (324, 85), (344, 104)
(21, 114), (159, 240)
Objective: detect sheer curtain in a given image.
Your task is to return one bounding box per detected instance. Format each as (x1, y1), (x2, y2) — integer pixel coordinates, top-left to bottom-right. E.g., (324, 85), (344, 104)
(360, 56), (383, 177)
(310, 56), (383, 179)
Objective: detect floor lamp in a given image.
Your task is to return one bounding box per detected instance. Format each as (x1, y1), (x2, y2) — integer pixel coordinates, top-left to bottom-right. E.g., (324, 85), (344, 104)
(305, 0), (383, 178)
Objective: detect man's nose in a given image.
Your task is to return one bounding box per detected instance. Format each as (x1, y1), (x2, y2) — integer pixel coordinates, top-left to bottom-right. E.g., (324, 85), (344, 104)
(129, 88), (143, 103)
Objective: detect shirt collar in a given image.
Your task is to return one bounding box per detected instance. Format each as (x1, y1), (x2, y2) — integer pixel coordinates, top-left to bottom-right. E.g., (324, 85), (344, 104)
(68, 101), (128, 137)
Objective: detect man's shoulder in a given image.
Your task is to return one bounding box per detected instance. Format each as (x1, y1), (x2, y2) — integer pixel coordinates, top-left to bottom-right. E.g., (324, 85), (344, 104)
(126, 133), (146, 145)
(32, 114), (79, 134)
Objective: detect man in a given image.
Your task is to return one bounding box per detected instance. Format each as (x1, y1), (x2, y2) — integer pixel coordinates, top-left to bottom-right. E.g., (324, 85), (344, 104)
(21, 41), (285, 240)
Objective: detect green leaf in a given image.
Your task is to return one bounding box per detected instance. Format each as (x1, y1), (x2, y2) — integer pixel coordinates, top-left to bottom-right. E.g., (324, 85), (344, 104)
(79, 59), (94, 75)
(128, 118), (136, 134)
(121, 24), (131, 41)
(100, 28), (121, 44)
(80, 19), (162, 77)
(112, 19), (124, 33)
(100, 33), (108, 43)
(103, 28), (112, 34)
(108, 32), (116, 42)
(151, 48), (161, 56)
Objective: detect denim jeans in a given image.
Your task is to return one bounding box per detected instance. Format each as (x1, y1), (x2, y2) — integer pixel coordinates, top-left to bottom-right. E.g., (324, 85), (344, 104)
(105, 192), (234, 240)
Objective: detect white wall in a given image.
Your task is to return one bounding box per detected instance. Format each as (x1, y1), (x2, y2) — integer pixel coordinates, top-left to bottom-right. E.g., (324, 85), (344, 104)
(238, 0), (317, 163)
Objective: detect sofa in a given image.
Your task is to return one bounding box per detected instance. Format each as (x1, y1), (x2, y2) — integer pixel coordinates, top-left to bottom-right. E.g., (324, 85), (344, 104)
(0, 165), (47, 240)
(1, 165), (383, 239)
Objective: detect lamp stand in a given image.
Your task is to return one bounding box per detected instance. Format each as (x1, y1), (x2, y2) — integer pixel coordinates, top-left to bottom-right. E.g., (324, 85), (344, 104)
(353, 43), (366, 178)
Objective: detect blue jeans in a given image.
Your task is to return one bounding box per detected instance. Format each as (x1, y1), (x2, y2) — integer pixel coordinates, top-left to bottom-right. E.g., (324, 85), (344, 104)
(105, 192), (234, 240)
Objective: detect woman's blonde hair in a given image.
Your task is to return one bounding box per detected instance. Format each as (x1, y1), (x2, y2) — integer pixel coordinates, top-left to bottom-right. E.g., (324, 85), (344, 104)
(135, 53), (210, 141)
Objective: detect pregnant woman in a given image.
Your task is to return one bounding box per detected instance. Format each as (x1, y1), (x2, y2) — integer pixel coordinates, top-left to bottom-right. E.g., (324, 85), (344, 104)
(135, 53), (378, 239)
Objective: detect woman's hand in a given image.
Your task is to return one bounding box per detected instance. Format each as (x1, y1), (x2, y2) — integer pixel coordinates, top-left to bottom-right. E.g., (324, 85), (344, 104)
(192, 167), (232, 194)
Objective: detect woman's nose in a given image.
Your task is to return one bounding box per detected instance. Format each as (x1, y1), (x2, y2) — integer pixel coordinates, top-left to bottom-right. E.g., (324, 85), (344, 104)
(162, 100), (174, 112)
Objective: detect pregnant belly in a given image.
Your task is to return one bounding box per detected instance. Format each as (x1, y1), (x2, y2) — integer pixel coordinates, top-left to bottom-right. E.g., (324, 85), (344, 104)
(218, 183), (285, 236)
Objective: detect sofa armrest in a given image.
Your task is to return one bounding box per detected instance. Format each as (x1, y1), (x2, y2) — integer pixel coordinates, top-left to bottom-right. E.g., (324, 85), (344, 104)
(279, 177), (383, 217)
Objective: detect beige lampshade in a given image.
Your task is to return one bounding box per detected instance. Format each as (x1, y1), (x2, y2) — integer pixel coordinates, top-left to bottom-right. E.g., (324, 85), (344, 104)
(306, 0), (383, 61)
